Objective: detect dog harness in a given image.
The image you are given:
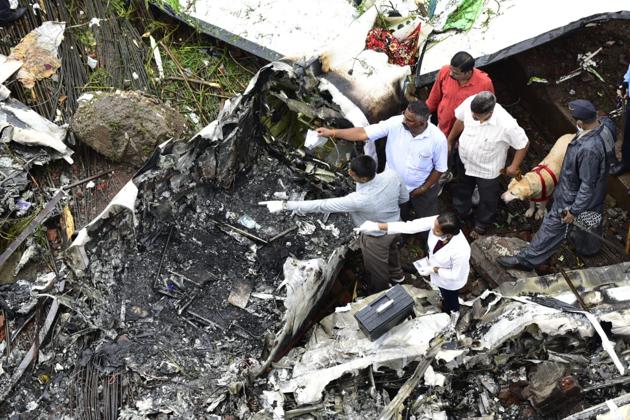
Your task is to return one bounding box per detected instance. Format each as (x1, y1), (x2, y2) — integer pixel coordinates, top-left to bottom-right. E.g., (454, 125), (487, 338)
(530, 163), (558, 202)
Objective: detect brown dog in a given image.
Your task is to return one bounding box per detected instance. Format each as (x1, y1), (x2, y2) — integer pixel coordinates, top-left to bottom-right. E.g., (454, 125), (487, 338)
(501, 134), (574, 219)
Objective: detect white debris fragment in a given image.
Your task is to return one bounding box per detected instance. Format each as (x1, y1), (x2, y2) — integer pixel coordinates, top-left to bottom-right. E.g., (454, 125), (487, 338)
(132, 72), (139, 80)
(238, 214), (261, 230)
(206, 393), (227, 413)
(149, 35), (164, 80)
(85, 180), (96, 189)
(78, 92), (95, 103)
(335, 303), (352, 313)
(297, 220), (316, 235)
(251, 292), (285, 301)
(262, 391), (285, 418)
(14, 243), (38, 276)
(0, 54), (23, 84)
(86, 56), (98, 69)
(89, 17), (102, 28)
(54, 363), (64, 372)
(304, 129), (328, 150)
(0, 84), (10, 101)
(0, 99), (73, 163)
(317, 220), (339, 237)
(188, 112), (200, 124)
(245, 244), (258, 262)
(273, 191), (288, 200)
(423, 365), (446, 387)
(26, 401), (38, 411)
(32, 272), (56, 291)
(135, 397), (153, 412)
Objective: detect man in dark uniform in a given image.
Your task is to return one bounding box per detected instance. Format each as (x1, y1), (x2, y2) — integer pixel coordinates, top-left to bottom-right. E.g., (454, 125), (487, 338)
(497, 99), (614, 270)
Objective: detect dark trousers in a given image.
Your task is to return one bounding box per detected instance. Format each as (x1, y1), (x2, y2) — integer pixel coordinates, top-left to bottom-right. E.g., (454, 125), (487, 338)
(400, 185), (439, 221)
(439, 287), (460, 314)
(452, 158), (500, 231)
(400, 185), (438, 246)
(518, 208), (603, 266)
(622, 101), (630, 168)
(359, 233), (404, 294)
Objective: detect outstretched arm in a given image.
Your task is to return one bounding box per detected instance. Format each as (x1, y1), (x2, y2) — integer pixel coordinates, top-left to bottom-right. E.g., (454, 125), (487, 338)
(378, 215), (438, 235)
(316, 127), (368, 142)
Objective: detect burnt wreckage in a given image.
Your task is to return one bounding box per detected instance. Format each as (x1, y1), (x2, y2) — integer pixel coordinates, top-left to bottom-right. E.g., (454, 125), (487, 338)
(1, 61), (359, 417)
(2, 61), (630, 418)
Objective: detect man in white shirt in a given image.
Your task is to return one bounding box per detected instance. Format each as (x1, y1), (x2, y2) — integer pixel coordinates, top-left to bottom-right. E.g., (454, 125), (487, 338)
(316, 100), (448, 220)
(448, 91), (529, 238)
(260, 155), (409, 294)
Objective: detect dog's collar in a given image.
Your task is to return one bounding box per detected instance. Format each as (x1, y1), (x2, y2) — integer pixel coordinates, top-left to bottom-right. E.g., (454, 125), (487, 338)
(530, 163), (558, 202)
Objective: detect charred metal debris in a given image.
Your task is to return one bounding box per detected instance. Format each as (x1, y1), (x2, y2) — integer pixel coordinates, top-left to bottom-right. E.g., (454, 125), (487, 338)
(2, 58), (630, 419)
(1, 61), (359, 417)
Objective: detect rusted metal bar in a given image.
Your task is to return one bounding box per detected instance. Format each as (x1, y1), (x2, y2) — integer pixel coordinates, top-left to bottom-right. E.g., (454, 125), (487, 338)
(167, 269), (202, 287)
(63, 169), (114, 190)
(187, 310), (224, 330)
(154, 225), (175, 287)
(0, 190), (64, 270)
(268, 225), (298, 242)
(558, 266), (589, 311)
(209, 218), (268, 244)
(2, 309), (9, 361)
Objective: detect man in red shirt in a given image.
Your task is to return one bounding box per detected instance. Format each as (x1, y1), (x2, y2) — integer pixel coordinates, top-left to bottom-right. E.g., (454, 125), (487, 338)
(426, 51), (495, 137)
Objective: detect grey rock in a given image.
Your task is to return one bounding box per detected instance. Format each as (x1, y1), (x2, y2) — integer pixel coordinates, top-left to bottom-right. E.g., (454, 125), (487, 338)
(471, 235), (535, 287)
(71, 91), (188, 167)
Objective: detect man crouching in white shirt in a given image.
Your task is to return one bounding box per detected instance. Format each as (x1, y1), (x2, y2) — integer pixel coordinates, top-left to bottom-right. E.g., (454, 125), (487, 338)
(260, 155), (409, 294)
(357, 212), (470, 316)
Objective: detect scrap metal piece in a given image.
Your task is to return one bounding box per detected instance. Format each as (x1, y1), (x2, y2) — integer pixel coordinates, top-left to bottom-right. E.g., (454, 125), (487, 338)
(268, 225), (298, 242)
(154, 225), (175, 288)
(0, 189), (64, 270)
(228, 279), (252, 309)
(209, 217), (268, 244)
(379, 337), (445, 420)
(528, 296), (626, 375)
(187, 310), (224, 330)
(0, 280), (65, 402)
(562, 392), (630, 420)
(167, 270), (202, 287)
(558, 266), (589, 311)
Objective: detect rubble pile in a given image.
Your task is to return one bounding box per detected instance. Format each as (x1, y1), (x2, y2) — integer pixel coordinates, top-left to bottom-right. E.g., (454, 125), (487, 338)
(269, 265), (630, 418)
(2, 3), (630, 419)
(0, 61), (360, 417)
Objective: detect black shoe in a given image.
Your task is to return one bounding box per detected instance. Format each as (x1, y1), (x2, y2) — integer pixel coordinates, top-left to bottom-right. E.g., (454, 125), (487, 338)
(496, 255), (534, 271)
(0, 6), (27, 27)
(610, 162), (630, 176)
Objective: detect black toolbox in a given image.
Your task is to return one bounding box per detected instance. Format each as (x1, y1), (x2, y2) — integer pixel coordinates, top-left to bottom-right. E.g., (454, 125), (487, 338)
(354, 285), (414, 341)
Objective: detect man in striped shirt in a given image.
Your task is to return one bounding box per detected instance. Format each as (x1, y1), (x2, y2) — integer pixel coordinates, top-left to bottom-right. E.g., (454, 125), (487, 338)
(448, 91), (529, 238)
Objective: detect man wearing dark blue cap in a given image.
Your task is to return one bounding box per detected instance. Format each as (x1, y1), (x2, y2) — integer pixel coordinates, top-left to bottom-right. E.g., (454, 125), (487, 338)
(497, 99), (615, 271)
